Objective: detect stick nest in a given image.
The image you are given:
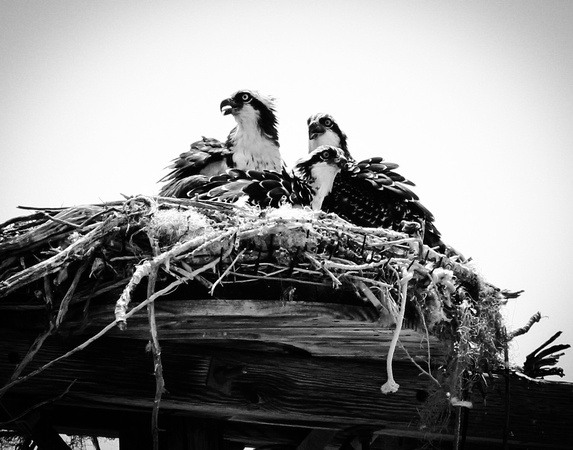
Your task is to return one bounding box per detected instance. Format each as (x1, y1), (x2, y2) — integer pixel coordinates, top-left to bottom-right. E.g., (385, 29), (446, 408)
(0, 196), (511, 372)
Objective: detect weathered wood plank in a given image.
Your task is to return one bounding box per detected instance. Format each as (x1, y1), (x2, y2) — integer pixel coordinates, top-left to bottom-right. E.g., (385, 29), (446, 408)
(58, 299), (444, 360)
(1, 334), (571, 448)
(0, 335), (432, 426)
(66, 299), (381, 326)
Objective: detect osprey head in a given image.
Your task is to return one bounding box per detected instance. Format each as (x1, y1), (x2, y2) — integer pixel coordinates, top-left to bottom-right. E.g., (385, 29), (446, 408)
(307, 113), (349, 157)
(220, 90), (279, 142)
(294, 145), (348, 210)
(294, 145), (347, 181)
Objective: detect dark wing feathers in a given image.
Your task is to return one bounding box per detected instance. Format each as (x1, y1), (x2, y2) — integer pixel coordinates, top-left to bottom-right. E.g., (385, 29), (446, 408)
(243, 168), (314, 208)
(186, 167), (314, 209)
(159, 137), (233, 197)
(322, 158), (442, 248)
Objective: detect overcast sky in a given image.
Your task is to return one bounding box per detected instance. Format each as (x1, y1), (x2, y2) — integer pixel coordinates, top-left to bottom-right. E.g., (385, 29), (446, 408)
(1, 0), (573, 381)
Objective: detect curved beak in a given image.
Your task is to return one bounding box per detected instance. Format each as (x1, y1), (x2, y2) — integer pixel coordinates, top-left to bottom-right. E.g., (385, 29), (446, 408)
(220, 98), (237, 115)
(334, 154), (348, 168)
(308, 121), (325, 140)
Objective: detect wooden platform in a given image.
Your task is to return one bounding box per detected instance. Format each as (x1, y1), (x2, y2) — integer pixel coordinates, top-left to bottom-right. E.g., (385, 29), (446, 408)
(1, 287), (572, 450)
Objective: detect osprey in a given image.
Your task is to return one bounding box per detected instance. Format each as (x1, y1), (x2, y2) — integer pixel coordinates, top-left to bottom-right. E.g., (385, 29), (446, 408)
(187, 146), (347, 210)
(307, 113), (445, 250)
(308, 112), (350, 158)
(159, 90), (283, 197)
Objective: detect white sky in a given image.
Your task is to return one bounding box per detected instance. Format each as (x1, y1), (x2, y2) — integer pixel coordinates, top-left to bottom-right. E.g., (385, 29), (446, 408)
(1, 0), (573, 382)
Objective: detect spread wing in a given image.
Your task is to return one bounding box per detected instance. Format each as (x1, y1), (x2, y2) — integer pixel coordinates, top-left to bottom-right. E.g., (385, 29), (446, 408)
(187, 168), (314, 208)
(159, 137), (233, 197)
(322, 157), (442, 247)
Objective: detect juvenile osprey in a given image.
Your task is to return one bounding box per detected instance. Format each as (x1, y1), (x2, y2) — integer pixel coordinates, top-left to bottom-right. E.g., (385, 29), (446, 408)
(308, 113), (349, 157)
(159, 90), (282, 197)
(307, 113), (445, 250)
(187, 146), (347, 210)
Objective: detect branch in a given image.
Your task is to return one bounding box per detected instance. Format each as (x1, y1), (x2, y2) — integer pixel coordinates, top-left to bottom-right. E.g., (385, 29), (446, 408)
(146, 268), (164, 450)
(55, 255), (92, 328)
(398, 340), (441, 388)
(0, 216), (122, 297)
(114, 228), (236, 327)
(0, 380), (76, 426)
(509, 312), (542, 340)
(210, 248), (245, 295)
(304, 252), (342, 287)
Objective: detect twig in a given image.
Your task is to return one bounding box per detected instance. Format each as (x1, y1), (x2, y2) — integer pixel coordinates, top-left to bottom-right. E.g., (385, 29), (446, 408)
(55, 255), (93, 328)
(40, 212), (82, 229)
(146, 268), (164, 450)
(304, 252), (342, 287)
(418, 302), (434, 376)
(225, 272), (330, 287)
(0, 380), (76, 425)
(526, 330), (563, 360)
(356, 281), (393, 317)
(398, 340), (441, 388)
(114, 228), (237, 326)
(509, 311), (542, 340)
(0, 216), (123, 297)
(168, 265), (213, 290)
(210, 248), (245, 295)
(503, 334), (510, 450)
(0, 324), (55, 401)
(341, 274), (391, 289)
(320, 258), (397, 272)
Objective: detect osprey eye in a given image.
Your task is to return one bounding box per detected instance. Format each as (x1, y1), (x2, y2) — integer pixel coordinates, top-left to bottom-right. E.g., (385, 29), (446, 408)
(321, 150), (332, 159)
(322, 118), (333, 127)
(241, 93), (252, 102)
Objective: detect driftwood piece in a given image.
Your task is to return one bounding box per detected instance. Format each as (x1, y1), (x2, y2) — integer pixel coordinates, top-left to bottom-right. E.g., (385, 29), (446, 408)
(523, 331), (571, 378)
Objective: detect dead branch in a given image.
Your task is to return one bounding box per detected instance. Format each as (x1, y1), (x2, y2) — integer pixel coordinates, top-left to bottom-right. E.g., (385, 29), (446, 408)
(509, 312), (542, 340)
(0, 380), (76, 426)
(146, 268), (164, 450)
(0, 216), (123, 297)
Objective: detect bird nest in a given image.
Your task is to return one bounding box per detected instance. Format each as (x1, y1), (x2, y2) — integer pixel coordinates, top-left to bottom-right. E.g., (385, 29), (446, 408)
(0, 196), (511, 407)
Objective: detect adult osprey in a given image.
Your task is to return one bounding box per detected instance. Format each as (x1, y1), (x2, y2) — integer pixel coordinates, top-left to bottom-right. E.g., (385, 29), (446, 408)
(159, 90), (283, 197)
(187, 146), (347, 210)
(307, 113), (445, 250)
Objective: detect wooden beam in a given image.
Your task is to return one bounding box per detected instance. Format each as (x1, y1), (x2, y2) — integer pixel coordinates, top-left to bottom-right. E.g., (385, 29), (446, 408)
(0, 335), (434, 427)
(58, 300), (442, 361)
(29, 414), (72, 450)
(0, 335), (572, 448)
